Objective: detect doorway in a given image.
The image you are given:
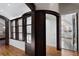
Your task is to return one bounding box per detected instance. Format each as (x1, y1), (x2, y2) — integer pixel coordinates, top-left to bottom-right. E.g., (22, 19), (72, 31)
(61, 13), (78, 51)
(45, 11), (60, 56)
(46, 14), (57, 55)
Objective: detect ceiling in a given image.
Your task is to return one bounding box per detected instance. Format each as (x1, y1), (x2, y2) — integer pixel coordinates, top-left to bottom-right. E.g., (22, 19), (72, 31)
(59, 3), (79, 14)
(0, 3), (31, 20)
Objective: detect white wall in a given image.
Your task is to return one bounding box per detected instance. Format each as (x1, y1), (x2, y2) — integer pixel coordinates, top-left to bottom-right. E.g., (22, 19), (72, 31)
(9, 39), (25, 51)
(46, 14), (56, 47)
(35, 3), (59, 12)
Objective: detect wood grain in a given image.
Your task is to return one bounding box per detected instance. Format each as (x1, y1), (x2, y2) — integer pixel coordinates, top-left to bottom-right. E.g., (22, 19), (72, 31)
(46, 46), (79, 56)
(0, 45), (26, 56)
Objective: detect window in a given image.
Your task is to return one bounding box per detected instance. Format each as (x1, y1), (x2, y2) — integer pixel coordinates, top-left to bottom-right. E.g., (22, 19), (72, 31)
(11, 17), (24, 41)
(10, 16), (32, 42)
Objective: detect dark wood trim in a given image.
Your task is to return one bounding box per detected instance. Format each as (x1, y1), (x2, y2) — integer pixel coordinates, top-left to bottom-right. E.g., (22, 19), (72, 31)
(0, 38), (5, 40)
(0, 15), (9, 45)
(35, 11), (46, 56)
(15, 19), (19, 40)
(35, 10), (60, 17)
(57, 15), (61, 50)
(72, 13), (78, 51)
(25, 3), (36, 11)
(10, 21), (13, 39)
(76, 13), (78, 51)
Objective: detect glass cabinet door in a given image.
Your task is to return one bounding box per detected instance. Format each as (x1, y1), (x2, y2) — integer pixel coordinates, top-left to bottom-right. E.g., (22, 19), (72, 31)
(26, 17), (32, 44)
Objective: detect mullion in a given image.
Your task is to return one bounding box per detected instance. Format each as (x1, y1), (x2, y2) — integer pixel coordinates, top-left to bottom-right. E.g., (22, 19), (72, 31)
(10, 21), (13, 39)
(15, 19), (19, 40)
(26, 24), (31, 26)
(22, 17), (26, 41)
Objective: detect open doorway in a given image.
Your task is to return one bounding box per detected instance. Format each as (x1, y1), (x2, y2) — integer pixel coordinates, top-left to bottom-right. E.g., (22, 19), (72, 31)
(61, 13), (78, 52)
(45, 10), (60, 56)
(46, 14), (57, 56)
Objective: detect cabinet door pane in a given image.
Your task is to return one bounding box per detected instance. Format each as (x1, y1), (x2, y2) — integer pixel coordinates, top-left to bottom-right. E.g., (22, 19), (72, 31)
(12, 21), (15, 26)
(18, 18), (22, 26)
(27, 17), (31, 24)
(27, 35), (31, 44)
(13, 33), (15, 39)
(27, 26), (31, 33)
(13, 27), (15, 32)
(19, 27), (22, 32)
(19, 33), (22, 40)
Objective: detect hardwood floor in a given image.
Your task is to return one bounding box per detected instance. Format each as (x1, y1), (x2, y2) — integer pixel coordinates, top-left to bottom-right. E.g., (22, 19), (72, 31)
(46, 46), (79, 56)
(0, 45), (26, 56)
(46, 46), (61, 56)
(0, 45), (79, 56)
(61, 49), (79, 56)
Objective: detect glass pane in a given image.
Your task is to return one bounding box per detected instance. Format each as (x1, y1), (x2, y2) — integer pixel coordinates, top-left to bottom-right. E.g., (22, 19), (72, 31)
(27, 35), (31, 44)
(13, 33), (15, 39)
(13, 27), (15, 32)
(19, 33), (22, 40)
(18, 18), (22, 26)
(27, 26), (31, 33)
(19, 27), (22, 32)
(27, 17), (31, 24)
(12, 21), (15, 26)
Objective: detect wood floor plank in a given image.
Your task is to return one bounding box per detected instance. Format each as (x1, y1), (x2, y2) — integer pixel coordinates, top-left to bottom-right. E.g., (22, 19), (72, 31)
(46, 46), (79, 56)
(0, 45), (26, 56)
(0, 45), (79, 56)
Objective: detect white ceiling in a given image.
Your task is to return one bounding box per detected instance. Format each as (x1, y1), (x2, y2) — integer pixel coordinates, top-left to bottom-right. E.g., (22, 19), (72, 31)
(0, 3), (31, 20)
